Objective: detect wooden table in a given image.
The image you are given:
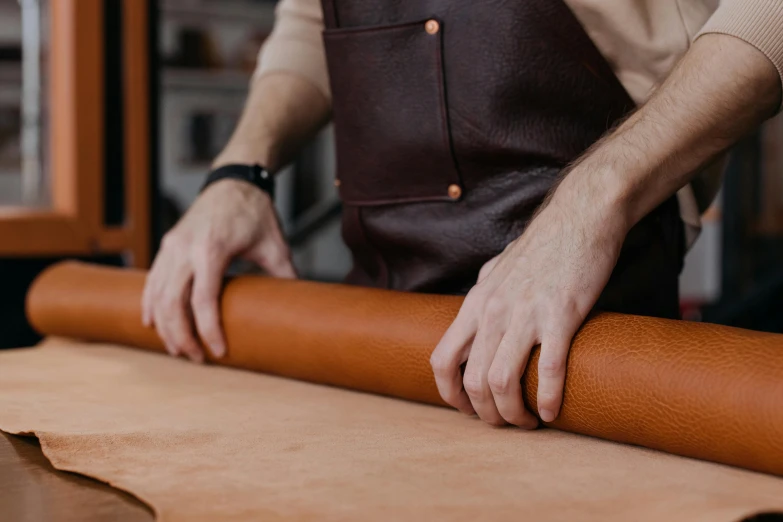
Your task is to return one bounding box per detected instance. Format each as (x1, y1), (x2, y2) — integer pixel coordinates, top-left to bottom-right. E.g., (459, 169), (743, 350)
(0, 432), (153, 521)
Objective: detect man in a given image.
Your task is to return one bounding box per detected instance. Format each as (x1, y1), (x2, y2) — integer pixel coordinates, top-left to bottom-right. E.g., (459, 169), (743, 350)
(143, 0), (783, 429)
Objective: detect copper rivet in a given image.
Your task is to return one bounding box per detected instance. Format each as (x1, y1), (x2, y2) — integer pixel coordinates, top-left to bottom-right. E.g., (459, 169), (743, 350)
(425, 19), (440, 35)
(448, 184), (462, 199)
(334, 179), (341, 187)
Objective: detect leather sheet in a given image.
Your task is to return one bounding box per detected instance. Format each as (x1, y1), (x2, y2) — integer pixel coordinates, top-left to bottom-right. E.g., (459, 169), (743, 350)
(23, 262), (783, 477)
(0, 340), (782, 522)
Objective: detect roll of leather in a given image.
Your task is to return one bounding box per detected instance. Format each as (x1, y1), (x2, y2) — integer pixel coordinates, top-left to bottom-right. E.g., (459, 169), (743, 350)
(26, 261), (783, 476)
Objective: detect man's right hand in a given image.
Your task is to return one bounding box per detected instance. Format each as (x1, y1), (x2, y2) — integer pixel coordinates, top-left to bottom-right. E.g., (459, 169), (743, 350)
(141, 179), (296, 363)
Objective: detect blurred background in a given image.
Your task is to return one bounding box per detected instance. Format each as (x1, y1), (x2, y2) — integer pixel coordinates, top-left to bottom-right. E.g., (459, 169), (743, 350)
(0, 0), (782, 349)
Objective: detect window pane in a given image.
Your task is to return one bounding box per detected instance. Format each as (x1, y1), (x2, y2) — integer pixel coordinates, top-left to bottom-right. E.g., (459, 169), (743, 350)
(0, 0), (48, 208)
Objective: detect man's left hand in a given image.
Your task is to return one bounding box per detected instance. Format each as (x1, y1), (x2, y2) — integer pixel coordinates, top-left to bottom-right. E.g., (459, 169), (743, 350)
(430, 32), (782, 429)
(430, 194), (627, 427)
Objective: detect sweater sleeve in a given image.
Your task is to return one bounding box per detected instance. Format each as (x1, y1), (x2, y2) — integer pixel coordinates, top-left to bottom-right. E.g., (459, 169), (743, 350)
(695, 0), (783, 110)
(253, 0), (331, 102)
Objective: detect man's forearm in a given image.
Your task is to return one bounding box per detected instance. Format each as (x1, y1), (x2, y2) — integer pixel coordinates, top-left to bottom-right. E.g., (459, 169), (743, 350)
(552, 33), (782, 233)
(213, 72), (331, 173)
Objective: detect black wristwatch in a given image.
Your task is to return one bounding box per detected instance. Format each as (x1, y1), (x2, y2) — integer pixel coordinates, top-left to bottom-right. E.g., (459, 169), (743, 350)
(201, 163), (275, 200)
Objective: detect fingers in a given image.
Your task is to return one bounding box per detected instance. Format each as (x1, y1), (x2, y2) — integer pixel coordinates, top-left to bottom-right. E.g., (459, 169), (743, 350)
(144, 181), (296, 363)
(191, 249), (230, 359)
(435, 286), (576, 430)
(536, 330), (574, 423)
(246, 234), (297, 279)
(488, 319), (539, 429)
(430, 302), (478, 416)
(462, 297), (509, 426)
(142, 249), (170, 328)
(141, 269), (155, 328)
(149, 257), (204, 364)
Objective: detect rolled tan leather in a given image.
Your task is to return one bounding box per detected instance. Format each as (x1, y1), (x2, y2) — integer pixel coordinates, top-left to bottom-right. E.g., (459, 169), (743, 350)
(26, 261), (783, 476)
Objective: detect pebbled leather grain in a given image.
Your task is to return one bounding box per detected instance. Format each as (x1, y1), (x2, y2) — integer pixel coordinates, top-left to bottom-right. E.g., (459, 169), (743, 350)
(26, 262), (783, 477)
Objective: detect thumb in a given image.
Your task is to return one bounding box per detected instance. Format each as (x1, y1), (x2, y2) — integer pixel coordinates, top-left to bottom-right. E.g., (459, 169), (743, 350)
(244, 237), (297, 279)
(478, 255), (501, 283)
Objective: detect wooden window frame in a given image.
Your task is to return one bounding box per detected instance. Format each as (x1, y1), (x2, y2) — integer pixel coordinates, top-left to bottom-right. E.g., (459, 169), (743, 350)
(0, 0), (150, 267)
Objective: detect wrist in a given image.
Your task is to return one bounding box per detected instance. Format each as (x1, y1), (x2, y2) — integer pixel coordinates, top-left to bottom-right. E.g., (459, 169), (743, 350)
(212, 138), (281, 173)
(551, 162), (635, 241)
(201, 178), (273, 206)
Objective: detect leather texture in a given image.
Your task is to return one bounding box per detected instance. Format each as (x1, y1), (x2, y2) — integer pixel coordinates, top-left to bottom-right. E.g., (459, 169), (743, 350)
(3, 341), (783, 521)
(27, 262), (783, 477)
(322, 0), (684, 296)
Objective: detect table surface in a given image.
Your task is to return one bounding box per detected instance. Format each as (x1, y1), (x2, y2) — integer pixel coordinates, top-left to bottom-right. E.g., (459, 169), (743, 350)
(0, 432), (153, 521)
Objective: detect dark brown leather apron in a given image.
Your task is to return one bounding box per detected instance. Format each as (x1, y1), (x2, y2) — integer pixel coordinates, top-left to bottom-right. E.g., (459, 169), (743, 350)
(321, 0), (684, 319)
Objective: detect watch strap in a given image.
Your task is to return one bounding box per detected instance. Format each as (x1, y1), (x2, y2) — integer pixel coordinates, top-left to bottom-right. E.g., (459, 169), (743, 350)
(201, 164), (275, 199)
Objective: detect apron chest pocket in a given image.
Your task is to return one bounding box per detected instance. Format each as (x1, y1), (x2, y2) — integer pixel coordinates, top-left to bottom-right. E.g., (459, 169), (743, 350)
(323, 19), (463, 206)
